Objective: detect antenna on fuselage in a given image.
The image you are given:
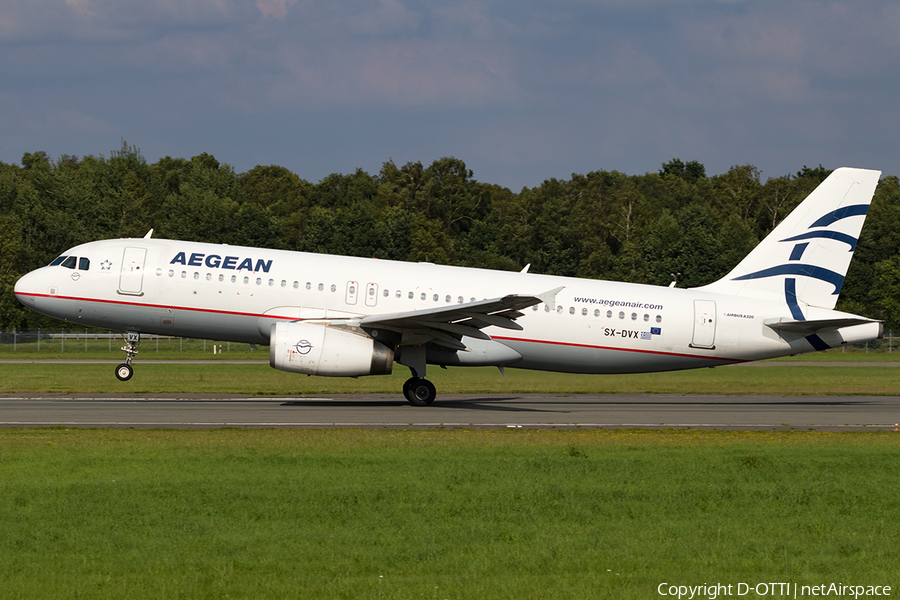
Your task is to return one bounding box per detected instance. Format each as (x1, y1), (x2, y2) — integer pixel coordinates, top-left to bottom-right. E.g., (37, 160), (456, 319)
(143, 229), (154, 239)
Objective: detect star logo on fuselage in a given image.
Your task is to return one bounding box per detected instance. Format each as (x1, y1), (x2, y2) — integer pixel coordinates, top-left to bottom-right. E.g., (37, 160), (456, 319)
(101, 260), (112, 271)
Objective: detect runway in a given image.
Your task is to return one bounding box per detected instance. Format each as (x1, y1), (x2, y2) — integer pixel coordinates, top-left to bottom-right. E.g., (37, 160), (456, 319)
(1, 393), (898, 431)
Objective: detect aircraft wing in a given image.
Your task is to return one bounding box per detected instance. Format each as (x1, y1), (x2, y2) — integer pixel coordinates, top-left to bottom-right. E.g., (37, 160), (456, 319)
(764, 317), (880, 334)
(355, 286), (564, 351)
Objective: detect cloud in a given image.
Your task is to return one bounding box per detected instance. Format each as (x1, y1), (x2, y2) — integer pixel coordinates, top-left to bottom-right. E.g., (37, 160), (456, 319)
(0, 0), (251, 43)
(50, 109), (114, 134)
(347, 0), (422, 36)
(0, 0), (898, 189)
(256, 0), (298, 20)
(269, 36), (520, 108)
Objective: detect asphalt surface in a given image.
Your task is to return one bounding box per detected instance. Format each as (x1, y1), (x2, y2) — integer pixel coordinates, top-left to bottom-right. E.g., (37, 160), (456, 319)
(1, 392), (898, 431)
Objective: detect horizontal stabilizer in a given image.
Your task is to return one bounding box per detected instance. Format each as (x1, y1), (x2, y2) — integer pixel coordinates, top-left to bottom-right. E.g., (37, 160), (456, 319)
(764, 317), (880, 334)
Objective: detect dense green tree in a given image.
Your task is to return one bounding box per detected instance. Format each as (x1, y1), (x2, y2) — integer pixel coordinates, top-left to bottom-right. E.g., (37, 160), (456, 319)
(2, 150), (898, 331)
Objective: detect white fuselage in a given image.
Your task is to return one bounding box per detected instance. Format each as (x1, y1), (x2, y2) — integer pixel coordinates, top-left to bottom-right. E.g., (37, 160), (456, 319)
(13, 237), (880, 375)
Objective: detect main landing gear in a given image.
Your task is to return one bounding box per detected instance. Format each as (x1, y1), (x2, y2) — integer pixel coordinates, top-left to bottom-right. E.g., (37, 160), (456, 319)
(115, 331), (140, 381)
(398, 345), (437, 406)
(403, 377), (436, 407)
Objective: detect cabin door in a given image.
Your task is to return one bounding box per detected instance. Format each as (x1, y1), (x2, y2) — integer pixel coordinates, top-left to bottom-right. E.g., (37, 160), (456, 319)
(118, 247), (147, 296)
(691, 300), (716, 349)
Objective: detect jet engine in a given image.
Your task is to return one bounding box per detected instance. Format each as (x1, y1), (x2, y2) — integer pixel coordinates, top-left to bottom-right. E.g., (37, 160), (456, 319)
(269, 321), (393, 377)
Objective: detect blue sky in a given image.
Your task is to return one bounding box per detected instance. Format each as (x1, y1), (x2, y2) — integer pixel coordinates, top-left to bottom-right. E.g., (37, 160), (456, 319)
(1, 0), (897, 189)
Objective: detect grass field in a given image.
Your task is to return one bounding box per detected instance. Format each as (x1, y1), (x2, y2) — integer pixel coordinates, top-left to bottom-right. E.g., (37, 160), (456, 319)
(2, 362), (900, 396)
(3, 338), (900, 362)
(1, 428), (898, 599)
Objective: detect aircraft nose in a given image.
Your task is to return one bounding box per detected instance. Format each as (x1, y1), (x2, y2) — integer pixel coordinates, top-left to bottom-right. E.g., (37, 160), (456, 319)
(14, 270), (39, 308)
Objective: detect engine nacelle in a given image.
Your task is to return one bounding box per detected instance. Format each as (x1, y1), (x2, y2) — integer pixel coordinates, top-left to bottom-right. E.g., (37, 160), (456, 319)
(269, 322), (393, 377)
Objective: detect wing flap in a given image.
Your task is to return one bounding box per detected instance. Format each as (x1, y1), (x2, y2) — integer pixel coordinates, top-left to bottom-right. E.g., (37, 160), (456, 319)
(357, 287), (565, 350)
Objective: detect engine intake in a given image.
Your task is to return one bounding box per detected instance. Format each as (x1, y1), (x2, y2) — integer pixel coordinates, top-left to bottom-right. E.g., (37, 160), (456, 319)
(269, 321), (393, 377)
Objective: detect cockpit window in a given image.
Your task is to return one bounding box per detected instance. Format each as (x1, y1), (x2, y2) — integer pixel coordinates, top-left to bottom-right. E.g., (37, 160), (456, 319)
(78, 257), (90, 271)
(60, 256), (77, 269)
(49, 256), (67, 266)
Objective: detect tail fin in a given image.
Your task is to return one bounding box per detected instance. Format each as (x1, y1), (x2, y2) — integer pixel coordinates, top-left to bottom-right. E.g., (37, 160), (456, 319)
(699, 167), (881, 314)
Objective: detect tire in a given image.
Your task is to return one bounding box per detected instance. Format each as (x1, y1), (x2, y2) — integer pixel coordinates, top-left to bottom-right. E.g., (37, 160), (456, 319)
(115, 363), (134, 382)
(406, 378), (436, 406)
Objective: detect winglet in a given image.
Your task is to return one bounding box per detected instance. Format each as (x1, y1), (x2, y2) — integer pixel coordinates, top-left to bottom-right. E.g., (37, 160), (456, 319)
(536, 286), (565, 311)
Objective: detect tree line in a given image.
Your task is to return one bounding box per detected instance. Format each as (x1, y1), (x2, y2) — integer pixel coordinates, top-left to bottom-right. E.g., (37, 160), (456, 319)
(2, 143), (898, 331)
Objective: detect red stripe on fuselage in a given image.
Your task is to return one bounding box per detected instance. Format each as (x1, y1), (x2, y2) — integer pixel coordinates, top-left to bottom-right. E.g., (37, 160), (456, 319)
(17, 292), (746, 363)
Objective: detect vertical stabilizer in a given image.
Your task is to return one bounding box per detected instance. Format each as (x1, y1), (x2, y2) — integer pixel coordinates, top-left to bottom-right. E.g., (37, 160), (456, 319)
(698, 167), (880, 314)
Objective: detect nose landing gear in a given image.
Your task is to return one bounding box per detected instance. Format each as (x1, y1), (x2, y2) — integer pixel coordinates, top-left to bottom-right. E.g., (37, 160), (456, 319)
(115, 331), (140, 381)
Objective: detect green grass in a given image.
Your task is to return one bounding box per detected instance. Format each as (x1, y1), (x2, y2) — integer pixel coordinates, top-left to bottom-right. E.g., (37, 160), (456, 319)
(1, 429), (898, 599)
(2, 362), (900, 395)
(0, 336), (263, 360)
(3, 346), (900, 362)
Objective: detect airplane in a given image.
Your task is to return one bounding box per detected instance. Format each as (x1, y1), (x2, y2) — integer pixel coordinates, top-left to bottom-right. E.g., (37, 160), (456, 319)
(13, 167), (883, 406)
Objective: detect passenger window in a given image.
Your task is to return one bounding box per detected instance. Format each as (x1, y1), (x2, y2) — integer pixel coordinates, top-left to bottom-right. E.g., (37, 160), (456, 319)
(49, 256), (67, 266)
(78, 257), (90, 270)
(61, 256), (77, 269)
